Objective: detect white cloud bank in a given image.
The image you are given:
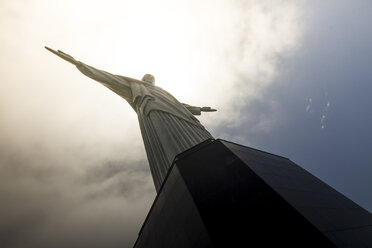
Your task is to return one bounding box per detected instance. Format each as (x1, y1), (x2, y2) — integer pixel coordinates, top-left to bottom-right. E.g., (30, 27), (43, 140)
(0, 0), (304, 247)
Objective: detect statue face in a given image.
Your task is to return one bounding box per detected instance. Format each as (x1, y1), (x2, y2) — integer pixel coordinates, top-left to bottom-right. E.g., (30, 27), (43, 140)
(142, 74), (155, 84)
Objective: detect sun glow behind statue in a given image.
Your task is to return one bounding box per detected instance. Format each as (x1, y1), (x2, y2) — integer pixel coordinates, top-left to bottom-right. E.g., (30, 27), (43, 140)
(0, 0), (304, 170)
(25, 0), (302, 127)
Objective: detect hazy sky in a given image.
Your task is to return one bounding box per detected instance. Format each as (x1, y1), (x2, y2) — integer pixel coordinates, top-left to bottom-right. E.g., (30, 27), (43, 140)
(0, 0), (371, 247)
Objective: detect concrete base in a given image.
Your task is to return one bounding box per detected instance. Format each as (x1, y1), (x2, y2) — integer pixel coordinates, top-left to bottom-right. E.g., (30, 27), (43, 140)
(133, 139), (372, 247)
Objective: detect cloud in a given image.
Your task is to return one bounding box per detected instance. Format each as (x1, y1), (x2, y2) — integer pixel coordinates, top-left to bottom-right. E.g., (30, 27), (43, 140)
(0, 0), (304, 247)
(0, 140), (155, 248)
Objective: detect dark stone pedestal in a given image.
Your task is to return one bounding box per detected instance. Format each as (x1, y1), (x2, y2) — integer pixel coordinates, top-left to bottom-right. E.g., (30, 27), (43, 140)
(133, 139), (372, 247)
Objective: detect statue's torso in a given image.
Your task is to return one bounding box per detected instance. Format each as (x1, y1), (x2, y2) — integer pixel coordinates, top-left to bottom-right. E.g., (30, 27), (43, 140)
(131, 82), (212, 191)
(130, 82), (202, 127)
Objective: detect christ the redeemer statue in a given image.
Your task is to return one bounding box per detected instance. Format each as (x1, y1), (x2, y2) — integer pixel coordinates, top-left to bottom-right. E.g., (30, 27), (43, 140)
(45, 47), (216, 191)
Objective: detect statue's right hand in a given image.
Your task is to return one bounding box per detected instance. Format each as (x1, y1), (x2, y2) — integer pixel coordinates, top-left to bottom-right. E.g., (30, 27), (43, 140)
(45, 46), (81, 66)
(200, 106), (217, 112)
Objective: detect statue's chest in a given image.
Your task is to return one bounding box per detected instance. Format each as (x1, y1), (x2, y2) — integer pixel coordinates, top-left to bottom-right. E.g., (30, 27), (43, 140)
(131, 85), (198, 125)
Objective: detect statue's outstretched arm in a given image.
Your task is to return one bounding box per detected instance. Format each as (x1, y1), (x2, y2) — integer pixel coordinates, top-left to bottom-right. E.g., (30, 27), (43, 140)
(45, 46), (133, 100)
(182, 103), (217, 116)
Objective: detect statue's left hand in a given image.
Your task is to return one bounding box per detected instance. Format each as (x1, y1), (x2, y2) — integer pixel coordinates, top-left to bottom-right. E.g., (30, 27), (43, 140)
(45, 46), (81, 66)
(200, 107), (217, 112)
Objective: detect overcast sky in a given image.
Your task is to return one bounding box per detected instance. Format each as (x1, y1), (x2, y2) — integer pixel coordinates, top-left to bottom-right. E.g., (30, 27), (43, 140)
(0, 1), (371, 247)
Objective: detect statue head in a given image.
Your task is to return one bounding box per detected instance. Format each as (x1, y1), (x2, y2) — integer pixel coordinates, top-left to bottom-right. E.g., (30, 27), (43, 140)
(142, 74), (155, 84)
